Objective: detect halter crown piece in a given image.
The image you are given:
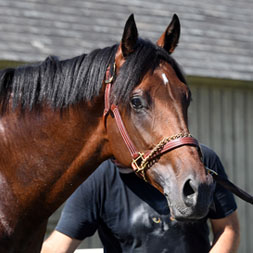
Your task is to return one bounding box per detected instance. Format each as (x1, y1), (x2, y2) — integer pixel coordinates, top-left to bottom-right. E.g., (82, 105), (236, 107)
(103, 62), (201, 181)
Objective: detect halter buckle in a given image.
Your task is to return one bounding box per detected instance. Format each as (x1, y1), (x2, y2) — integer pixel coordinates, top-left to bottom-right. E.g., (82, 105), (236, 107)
(131, 152), (147, 172)
(131, 152), (149, 181)
(105, 63), (116, 84)
(132, 153), (148, 182)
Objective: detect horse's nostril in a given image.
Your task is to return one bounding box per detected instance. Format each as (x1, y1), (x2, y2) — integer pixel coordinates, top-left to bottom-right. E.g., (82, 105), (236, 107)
(183, 179), (196, 198)
(183, 179), (198, 207)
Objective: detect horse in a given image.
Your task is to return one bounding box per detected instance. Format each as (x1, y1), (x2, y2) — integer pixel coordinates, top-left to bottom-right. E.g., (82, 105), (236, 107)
(0, 14), (214, 252)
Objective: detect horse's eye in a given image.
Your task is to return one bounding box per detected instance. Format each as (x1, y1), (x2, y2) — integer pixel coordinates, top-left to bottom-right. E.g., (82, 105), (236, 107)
(131, 97), (143, 110)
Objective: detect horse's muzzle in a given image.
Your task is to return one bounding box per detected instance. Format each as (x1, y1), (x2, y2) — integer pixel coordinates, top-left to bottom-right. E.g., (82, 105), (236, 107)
(165, 173), (215, 221)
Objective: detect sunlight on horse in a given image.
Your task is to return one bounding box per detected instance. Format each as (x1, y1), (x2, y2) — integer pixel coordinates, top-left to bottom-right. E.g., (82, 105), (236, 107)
(0, 14), (214, 252)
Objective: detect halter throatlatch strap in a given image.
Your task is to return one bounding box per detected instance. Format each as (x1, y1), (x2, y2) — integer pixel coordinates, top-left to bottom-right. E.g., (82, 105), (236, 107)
(103, 63), (200, 181)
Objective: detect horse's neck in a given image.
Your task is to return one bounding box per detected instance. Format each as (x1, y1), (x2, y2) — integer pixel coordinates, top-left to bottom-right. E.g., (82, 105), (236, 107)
(0, 101), (109, 245)
(31, 105), (108, 214)
(43, 112), (109, 213)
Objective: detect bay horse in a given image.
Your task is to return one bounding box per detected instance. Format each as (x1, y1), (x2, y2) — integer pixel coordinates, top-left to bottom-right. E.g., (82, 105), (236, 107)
(0, 14), (214, 252)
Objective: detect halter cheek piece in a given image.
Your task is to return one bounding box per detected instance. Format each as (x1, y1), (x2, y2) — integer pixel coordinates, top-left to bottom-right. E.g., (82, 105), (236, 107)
(103, 63), (200, 181)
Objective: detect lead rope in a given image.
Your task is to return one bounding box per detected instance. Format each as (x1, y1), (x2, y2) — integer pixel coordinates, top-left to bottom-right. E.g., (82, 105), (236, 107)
(206, 168), (253, 205)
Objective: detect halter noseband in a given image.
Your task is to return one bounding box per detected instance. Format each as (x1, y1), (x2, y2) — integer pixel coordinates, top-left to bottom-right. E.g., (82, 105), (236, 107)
(103, 63), (200, 181)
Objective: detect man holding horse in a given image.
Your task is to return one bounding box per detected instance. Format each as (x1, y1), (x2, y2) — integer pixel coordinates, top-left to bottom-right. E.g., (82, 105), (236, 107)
(41, 145), (240, 253)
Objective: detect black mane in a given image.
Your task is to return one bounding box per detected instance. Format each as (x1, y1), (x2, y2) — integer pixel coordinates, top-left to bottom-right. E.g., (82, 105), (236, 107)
(0, 45), (117, 112)
(0, 39), (185, 113)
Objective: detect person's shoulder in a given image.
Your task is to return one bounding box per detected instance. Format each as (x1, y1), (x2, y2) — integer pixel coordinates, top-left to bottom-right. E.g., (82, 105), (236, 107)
(200, 144), (218, 159)
(200, 144), (227, 175)
(200, 144), (221, 169)
(70, 159), (118, 202)
(94, 159), (116, 176)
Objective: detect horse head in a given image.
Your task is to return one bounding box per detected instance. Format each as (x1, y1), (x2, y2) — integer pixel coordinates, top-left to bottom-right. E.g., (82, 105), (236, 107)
(105, 14), (214, 221)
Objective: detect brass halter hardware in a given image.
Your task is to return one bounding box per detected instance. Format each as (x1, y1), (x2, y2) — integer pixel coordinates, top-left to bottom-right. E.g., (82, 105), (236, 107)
(206, 167), (218, 176)
(132, 133), (193, 181)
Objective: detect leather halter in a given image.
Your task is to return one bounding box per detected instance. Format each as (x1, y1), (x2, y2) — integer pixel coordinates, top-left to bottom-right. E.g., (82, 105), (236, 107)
(103, 63), (200, 181)
(102, 63), (253, 203)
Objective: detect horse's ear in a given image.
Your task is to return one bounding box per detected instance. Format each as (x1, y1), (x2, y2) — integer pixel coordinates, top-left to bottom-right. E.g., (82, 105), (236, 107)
(120, 14), (138, 57)
(157, 14), (180, 54)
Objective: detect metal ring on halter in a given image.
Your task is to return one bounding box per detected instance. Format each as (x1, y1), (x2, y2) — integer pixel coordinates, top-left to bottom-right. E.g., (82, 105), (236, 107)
(206, 167), (218, 176)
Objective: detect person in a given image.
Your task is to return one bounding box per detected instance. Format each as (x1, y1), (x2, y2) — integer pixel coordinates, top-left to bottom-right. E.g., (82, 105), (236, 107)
(41, 145), (240, 253)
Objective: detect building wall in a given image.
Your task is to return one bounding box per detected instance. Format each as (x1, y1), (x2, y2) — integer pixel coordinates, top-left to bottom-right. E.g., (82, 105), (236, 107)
(188, 77), (253, 253)
(0, 0), (252, 82)
(46, 77), (253, 252)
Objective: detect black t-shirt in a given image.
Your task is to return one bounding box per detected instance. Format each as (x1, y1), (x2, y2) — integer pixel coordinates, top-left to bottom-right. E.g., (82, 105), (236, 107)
(56, 145), (237, 253)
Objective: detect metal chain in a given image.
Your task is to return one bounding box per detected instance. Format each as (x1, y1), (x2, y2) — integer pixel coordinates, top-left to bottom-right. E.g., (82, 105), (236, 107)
(140, 132), (192, 169)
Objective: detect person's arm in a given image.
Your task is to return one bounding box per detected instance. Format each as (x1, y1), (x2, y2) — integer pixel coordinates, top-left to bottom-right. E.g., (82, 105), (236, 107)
(209, 211), (240, 253)
(41, 230), (81, 253)
(41, 161), (113, 253)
